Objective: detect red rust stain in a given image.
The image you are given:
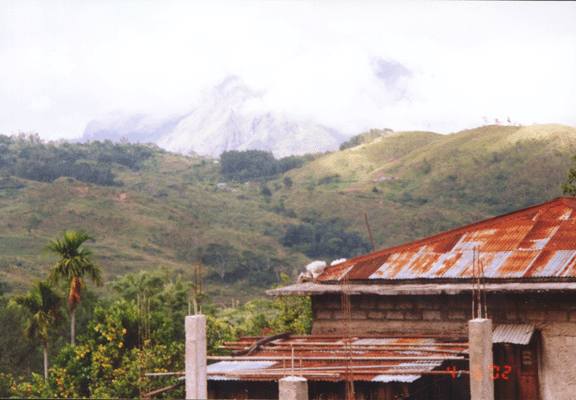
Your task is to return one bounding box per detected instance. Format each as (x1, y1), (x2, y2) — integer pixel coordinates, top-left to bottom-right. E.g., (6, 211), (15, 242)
(521, 212), (539, 221)
(346, 254), (390, 280)
(546, 220), (576, 250)
(318, 261), (353, 281)
(518, 221), (560, 250)
(522, 250), (555, 277)
(386, 252), (418, 278)
(434, 233), (464, 253)
(407, 253), (439, 276)
(473, 252), (498, 278)
(433, 253), (463, 277)
(535, 205), (571, 222)
(497, 251), (538, 277)
(482, 223), (531, 253)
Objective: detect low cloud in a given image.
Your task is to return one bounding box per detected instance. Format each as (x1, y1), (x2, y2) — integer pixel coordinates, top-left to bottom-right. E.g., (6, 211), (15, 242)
(0, 1), (574, 139)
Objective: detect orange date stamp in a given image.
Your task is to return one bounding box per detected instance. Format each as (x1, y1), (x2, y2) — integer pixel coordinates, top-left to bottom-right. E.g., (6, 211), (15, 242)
(447, 365), (512, 380)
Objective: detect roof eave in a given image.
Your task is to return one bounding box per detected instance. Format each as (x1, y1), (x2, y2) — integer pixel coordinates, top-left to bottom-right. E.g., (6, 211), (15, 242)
(266, 281), (576, 297)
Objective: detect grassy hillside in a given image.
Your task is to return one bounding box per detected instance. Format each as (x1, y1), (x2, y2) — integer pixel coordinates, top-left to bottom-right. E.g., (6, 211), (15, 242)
(0, 124), (575, 304)
(272, 124), (576, 247)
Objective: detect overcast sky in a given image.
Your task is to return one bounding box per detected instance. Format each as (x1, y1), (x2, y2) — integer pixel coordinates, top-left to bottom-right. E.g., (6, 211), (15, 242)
(1, 1), (575, 141)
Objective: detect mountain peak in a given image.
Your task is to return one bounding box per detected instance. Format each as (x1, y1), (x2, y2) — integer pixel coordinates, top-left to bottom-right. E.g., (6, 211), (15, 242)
(83, 77), (346, 158)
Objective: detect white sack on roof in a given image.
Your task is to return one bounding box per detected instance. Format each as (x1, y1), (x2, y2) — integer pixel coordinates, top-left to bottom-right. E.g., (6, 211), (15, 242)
(298, 260), (327, 282)
(306, 260), (327, 278)
(331, 258), (347, 266)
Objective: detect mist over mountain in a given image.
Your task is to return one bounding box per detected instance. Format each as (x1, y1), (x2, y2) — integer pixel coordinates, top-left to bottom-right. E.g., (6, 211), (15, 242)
(82, 76), (347, 158)
(83, 112), (189, 144)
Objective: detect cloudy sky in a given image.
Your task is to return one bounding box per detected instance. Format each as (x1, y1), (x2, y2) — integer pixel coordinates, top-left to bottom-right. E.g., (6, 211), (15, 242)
(1, 1), (575, 140)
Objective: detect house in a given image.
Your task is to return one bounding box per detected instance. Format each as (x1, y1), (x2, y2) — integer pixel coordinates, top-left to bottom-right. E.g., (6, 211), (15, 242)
(208, 197), (576, 400)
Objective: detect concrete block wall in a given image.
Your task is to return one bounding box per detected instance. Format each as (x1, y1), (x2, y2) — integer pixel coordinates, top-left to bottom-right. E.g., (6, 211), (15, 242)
(311, 293), (576, 335)
(311, 292), (576, 400)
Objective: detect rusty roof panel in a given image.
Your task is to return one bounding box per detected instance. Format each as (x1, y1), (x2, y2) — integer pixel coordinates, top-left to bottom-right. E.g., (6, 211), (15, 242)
(540, 250), (576, 277)
(316, 197), (576, 283)
(345, 255), (390, 280)
(518, 221), (560, 250)
(546, 219), (576, 250)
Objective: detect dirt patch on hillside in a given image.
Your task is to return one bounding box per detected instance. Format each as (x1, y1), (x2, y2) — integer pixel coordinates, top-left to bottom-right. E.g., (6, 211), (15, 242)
(76, 186), (91, 198)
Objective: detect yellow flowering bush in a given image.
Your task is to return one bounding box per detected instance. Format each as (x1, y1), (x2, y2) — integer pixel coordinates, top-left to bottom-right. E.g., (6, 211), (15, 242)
(46, 298), (183, 399)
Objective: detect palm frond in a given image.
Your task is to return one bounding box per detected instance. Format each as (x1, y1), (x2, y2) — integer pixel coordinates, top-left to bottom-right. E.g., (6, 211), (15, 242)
(9, 280), (64, 344)
(46, 230), (102, 308)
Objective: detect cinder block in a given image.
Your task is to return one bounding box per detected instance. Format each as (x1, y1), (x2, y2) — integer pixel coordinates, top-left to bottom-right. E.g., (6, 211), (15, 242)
(419, 299), (441, 309)
(376, 298), (394, 310)
(386, 311), (404, 320)
(423, 310), (441, 321)
(448, 310), (467, 320)
(395, 300), (413, 310)
(360, 296), (376, 308)
(368, 310), (385, 319)
(505, 310), (518, 321)
(548, 311), (568, 321)
(316, 310), (333, 320)
(527, 311), (546, 321)
(353, 310), (368, 320)
(405, 311), (421, 320)
(325, 298), (341, 309)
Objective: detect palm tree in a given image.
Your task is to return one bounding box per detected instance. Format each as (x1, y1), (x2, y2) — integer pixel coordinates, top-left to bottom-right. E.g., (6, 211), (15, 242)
(10, 280), (64, 380)
(46, 230), (102, 345)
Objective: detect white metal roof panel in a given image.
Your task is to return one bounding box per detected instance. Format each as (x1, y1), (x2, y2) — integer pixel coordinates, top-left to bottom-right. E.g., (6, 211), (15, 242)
(207, 361), (277, 381)
(492, 324), (535, 345)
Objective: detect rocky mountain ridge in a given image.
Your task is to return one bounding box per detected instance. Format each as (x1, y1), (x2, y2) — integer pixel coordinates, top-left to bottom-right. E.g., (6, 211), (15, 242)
(83, 76), (347, 158)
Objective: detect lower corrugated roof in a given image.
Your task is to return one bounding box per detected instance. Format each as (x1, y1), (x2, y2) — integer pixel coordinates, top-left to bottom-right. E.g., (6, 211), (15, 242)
(208, 361), (277, 381)
(209, 335), (469, 383)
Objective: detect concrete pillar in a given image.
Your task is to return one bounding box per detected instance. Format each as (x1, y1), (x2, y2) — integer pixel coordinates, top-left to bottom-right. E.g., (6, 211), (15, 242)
(279, 376), (308, 400)
(185, 315), (207, 400)
(469, 318), (494, 400)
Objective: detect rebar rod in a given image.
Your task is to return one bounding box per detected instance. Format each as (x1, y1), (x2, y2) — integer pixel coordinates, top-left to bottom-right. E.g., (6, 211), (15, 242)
(208, 355), (467, 361)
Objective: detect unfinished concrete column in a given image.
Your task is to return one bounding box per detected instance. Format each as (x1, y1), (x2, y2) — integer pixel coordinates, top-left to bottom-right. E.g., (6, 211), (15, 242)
(469, 318), (494, 400)
(185, 315), (207, 400)
(279, 376), (308, 400)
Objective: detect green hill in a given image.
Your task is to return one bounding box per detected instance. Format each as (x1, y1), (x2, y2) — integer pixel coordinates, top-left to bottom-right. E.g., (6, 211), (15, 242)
(0, 124), (575, 304)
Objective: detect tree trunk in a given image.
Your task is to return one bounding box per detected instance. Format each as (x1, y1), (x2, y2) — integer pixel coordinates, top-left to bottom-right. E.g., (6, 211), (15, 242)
(43, 343), (48, 381)
(71, 309), (76, 346)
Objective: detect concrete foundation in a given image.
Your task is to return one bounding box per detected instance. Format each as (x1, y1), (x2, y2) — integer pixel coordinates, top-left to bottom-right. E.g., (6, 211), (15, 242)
(279, 376), (308, 400)
(185, 315), (207, 400)
(469, 318), (494, 400)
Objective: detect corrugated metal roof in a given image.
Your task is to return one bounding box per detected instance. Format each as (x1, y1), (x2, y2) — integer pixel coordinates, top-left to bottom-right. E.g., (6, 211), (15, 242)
(492, 324), (535, 345)
(208, 361), (277, 381)
(372, 361), (443, 383)
(315, 197), (576, 283)
(210, 335), (469, 382)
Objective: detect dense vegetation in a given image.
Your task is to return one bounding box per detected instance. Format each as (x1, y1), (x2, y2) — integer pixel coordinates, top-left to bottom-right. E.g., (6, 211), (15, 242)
(220, 149), (312, 181)
(281, 218), (371, 260)
(1, 243), (311, 399)
(0, 133), (157, 186)
(561, 153), (576, 196)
